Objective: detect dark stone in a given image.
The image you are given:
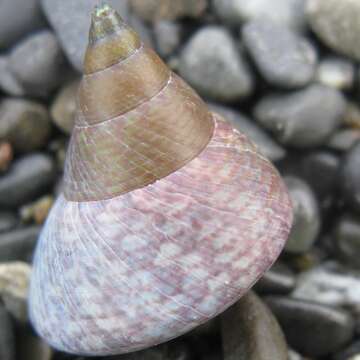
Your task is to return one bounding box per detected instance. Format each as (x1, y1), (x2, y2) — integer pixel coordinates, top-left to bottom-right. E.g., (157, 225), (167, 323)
(266, 296), (355, 357)
(0, 305), (15, 360)
(0, 212), (18, 234)
(0, 226), (41, 262)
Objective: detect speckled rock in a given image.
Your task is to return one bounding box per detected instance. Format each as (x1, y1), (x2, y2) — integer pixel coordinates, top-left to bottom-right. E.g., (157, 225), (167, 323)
(213, 0), (306, 31)
(9, 30), (66, 98)
(130, 0), (207, 22)
(242, 19), (317, 88)
(221, 292), (288, 360)
(0, 0), (44, 49)
(284, 177), (320, 254)
(316, 56), (355, 90)
(0, 212), (17, 234)
(50, 79), (80, 134)
(154, 21), (181, 58)
(307, 0), (360, 61)
(0, 154), (56, 208)
(0, 262), (31, 323)
(254, 85), (346, 148)
(0, 98), (51, 153)
(210, 104), (285, 162)
(340, 141), (360, 212)
(179, 26), (254, 102)
(0, 227), (41, 263)
(0, 304), (15, 360)
(0, 56), (25, 96)
(266, 296), (355, 357)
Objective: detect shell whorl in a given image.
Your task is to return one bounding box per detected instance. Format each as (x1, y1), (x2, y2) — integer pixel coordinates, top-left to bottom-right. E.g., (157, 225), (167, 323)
(64, 5), (214, 202)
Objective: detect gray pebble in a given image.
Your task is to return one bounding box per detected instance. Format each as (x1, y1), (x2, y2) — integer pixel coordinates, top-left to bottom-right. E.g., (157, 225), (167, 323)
(9, 30), (66, 98)
(0, 154), (56, 208)
(51, 79), (80, 135)
(242, 19), (317, 88)
(284, 176), (321, 254)
(0, 212), (18, 234)
(221, 292), (288, 360)
(327, 129), (360, 152)
(340, 141), (360, 212)
(316, 56), (355, 90)
(0, 98), (51, 153)
(292, 262), (360, 312)
(0, 226), (41, 263)
(335, 214), (360, 269)
(256, 262), (297, 295)
(0, 0), (44, 49)
(0, 305), (15, 360)
(213, 0), (306, 32)
(333, 341), (360, 360)
(0, 56), (25, 97)
(307, 0), (360, 61)
(266, 296), (355, 357)
(210, 104), (286, 162)
(254, 84), (345, 148)
(179, 26), (254, 102)
(154, 21), (181, 57)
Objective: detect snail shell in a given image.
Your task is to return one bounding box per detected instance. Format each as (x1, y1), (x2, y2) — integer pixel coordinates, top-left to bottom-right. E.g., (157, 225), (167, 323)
(29, 4), (293, 356)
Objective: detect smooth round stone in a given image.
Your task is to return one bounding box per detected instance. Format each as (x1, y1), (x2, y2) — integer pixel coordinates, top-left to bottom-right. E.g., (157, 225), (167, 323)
(256, 262), (296, 295)
(210, 104), (286, 162)
(0, 0), (44, 49)
(0, 154), (56, 208)
(154, 21), (181, 58)
(242, 19), (317, 88)
(340, 142), (360, 212)
(221, 292), (288, 360)
(266, 296), (355, 357)
(0, 98), (51, 153)
(179, 26), (254, 102)
(130, 0), (207, 22)
(307, 0), (360, 61)
(0, 305), (15, 360)
(213, 0), (306, 32)
(0, 212), (18, 234)
(51, 79), (80, 135)
(316, 56), (355, 90)
(0, 56), (25, 96)
(9, 30), (66, 98)
(335, 214), (360, 269)
(284, 177), (320, 254)
(254, 84), (345, 148)
(328, 129), (360, 152)
(0, 227), (41, 263)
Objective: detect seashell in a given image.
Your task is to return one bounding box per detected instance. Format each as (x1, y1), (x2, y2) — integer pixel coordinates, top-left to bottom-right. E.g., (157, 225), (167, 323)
(29, 4), (293, 356)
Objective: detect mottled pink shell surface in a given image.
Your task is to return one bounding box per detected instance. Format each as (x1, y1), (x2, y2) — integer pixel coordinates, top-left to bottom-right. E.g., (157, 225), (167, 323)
(29, 113), (292, 355)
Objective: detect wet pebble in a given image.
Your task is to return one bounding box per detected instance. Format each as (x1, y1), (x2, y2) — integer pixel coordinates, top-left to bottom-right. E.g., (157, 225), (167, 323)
(316, 56), (355, 90)
(0, 0), (44, 49)
(213, 0), (306, 32)
(51, 79), (80, 134)
(266, 296), (355, 357)
(210, 104), (286, 162)
(254, 84), (346, 148)
(0, 98), (51, 153)
(256, 262), (297, 295)
(340, 141), (360, 212)
(307, 0), (360, 61)
(179, 26), (254, 102)
(130, 0), (207, 22)
(154, 21), (181, 58)
(0, 154), (56, 208)
(242, 19), (317, 88)
(0, 212), (17, 234)
(0, 226), (41, 262)
(9, 30), (66, 98)
(284, 177), (320, 254)
(335, 214), (360, 269)
(328, 129), (360, 152)
(0, 304), (15, 360)
(0, 56), (25, 96)
(0, 262), (31, 323)
(221, 292), (288, 360)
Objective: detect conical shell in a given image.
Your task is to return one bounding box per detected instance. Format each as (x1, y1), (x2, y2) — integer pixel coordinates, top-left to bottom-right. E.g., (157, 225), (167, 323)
(29, 4), (293, 356)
